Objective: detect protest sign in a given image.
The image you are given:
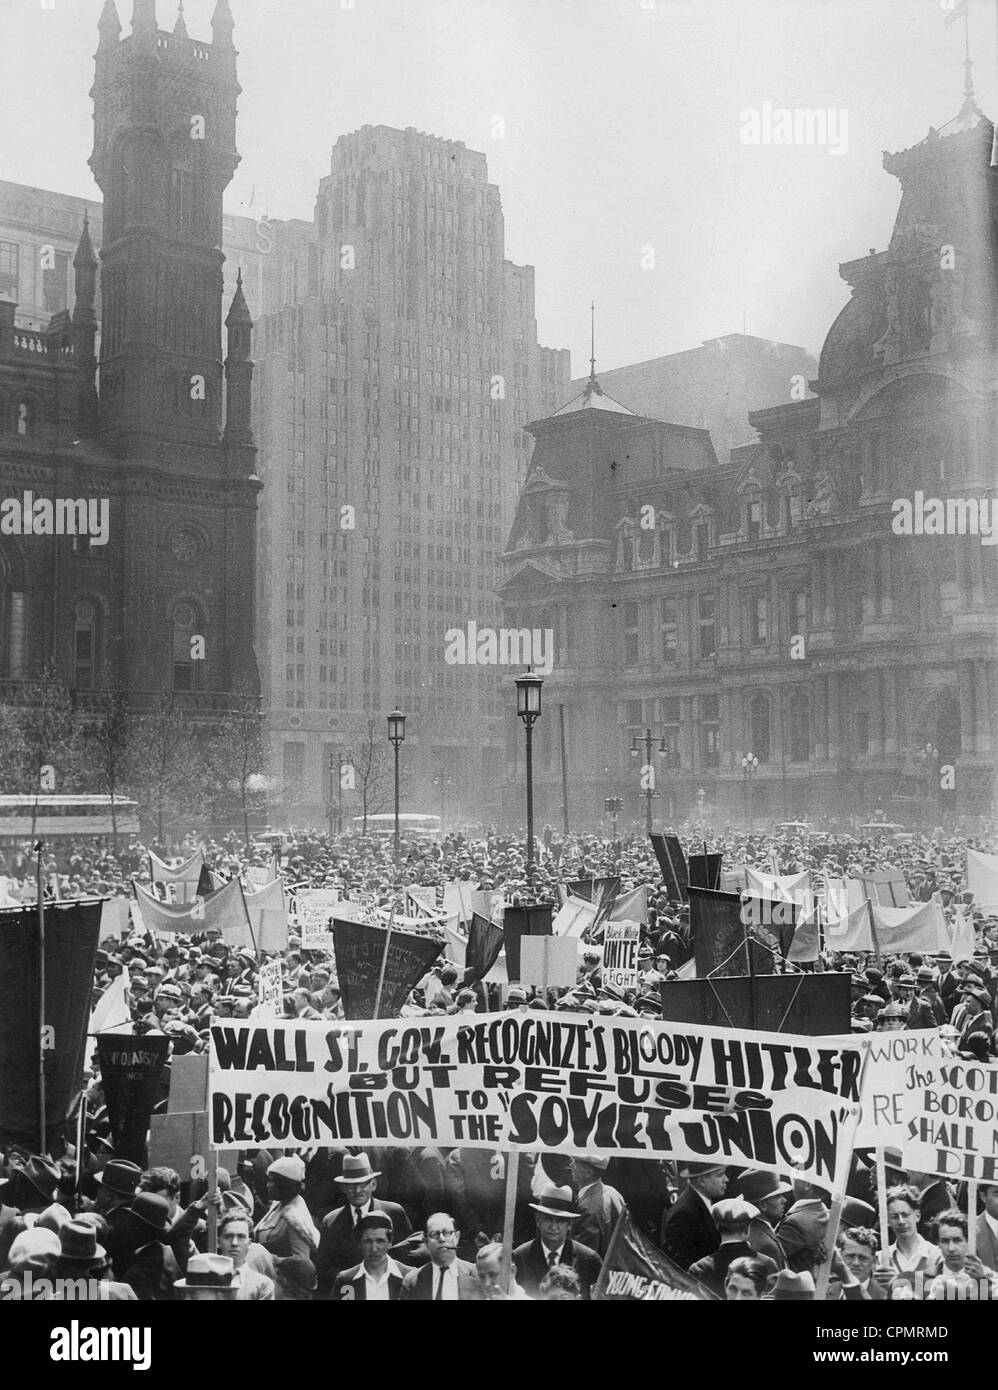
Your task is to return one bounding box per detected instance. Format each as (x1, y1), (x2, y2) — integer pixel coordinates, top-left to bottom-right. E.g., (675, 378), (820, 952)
(296, 889), (347, 949)
(257, 960), (284, 1017)
(650, 834), (687, 902)
(593, 1210), (714, 1301)
(552, 895), (597, 940)
(826, 1030), (943, 1148)
(967, 848), (998, 910)
(96, 1034), (171, 1168)
(659, 974), (851, 1037)
(602, 922), (640, 991)
(903, 1057), (998, 1181)
(333, 919), (443, 1019)
(688, 854), (722, 892)
(209, 1012), (865, 1191)
(519, 936), (578, 991)
(503, 904), (553, 981)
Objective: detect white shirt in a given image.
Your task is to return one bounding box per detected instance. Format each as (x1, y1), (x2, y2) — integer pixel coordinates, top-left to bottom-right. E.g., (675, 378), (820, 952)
(431, 1262), (460, 1300)
(542, 1243), (566, 1269)
(348, 1199), (373, 1228)
(889, 1236), (940, 1272)
(363, 1258), (404, 1302)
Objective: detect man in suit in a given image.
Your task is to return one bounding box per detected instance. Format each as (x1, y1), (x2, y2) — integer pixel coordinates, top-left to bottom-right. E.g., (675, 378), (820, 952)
(315, 1153), (411, 1296)
(740, 1170), (791, 1269)
(688, 1199), (758, 1297)
(333, 1213), (414, 1301)
(660, 1163), (728, 1270)
(778, 1179), (830, 1277)
(976, 1183), (998, 1274)
(512, 1186), (602, 1300)
(572, 1154), (626, 1258)
(399, 1211), (478, 1300)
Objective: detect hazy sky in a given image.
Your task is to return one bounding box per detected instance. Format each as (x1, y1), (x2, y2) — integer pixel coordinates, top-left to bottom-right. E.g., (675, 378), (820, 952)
(3, 0), (996, 371)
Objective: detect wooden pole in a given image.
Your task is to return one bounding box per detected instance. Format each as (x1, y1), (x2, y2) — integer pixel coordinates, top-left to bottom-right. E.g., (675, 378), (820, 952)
(74, 1094), (87, 1212)
(500, 1149), (521, 1294)
(967, 1180), (978, 1256)
(876, 1144), (891, 1261)
(559, 704), (569, 837)
(207, 1149), (219, 1255)
(814, 1194), (843, 1301)
(373, 902), (396, 1021)
(36, 842), (47, 1155)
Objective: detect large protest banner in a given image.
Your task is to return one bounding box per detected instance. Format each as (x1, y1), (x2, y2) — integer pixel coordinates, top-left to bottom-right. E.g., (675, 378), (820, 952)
(0, 901), (101, 1150)
(593, 1210), (715, 1301)
(690, 887), (793, 978)
(96, 1033), (171, 1167)
(967, 848), (998, 910)
(602, 922), (640, 991)
(826, 1030), (943, 1149)
(333, 919), (442, 1019)
(209, 1013), (865, 1191)
(659, 974), (851, 1037)
(687, 853), (722, 892)
(903, 1057), (998, 1181)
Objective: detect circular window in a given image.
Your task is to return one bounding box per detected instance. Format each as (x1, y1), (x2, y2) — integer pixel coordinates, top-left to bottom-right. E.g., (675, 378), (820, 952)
(170, 530), (200, 562)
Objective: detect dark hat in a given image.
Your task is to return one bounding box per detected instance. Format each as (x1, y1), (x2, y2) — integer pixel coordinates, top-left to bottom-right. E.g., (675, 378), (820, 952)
(529, 1185), (581, 1219)
(274, 1256), (318, 1293)
(740, 1170), (792, 1205)
(841, 1197), (877, 1229)
(128, 1192), (173, 1233)
(680, 1162), (728, 1179)
(95, 1159), (143, 1196)
(771, 1269), (815, 1300)
(58, 1219), (107, 1264)
(0, 1154), (61, 1202)
(915, 967), (936, 985)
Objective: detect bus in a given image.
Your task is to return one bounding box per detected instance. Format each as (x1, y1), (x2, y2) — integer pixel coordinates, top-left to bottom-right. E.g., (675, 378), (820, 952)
(351, 812), (442, 841)
(0, 795), (140, 852)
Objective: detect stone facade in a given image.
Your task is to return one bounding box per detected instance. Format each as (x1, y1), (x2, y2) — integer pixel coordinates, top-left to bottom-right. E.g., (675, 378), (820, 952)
(500, 93), (998, 830)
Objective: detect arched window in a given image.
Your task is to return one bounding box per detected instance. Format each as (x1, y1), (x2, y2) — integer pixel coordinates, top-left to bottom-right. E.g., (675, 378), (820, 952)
(789, 691), (811, 763)
(16, 397), (39, 437)
(171, 601), (202, 691)
(750, 694), (771, 763)
(74, 600), (99, 689)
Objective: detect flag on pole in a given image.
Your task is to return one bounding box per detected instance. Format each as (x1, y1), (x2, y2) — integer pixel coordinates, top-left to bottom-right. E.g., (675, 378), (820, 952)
(89, 967), (132, 1035)
(943, 0), (968, 27)
(593, 1209), (717, 1301)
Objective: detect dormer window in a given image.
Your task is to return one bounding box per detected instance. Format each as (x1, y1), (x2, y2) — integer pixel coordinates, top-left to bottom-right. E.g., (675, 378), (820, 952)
(747, 498), (763, 541)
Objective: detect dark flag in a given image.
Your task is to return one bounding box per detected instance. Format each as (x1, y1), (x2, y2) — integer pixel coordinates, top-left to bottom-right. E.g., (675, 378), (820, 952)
(566, 876), (620, 907)
(502, 904), (553, 982)
(649, 834), (688, 902)
(96, 1033), (171, 1168)
(333, 919), (443, 1019)
(593, 1210), (717, 1301)
(0, 901), (101, 1151)
(687, 853), (722, 891)
(690, 887), (794, 977)
(196, 862), (215, 897)
(464, 913), (504, 985)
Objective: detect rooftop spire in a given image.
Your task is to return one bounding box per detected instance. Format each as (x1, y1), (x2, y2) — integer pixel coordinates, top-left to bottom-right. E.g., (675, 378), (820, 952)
(212, 0), (235, 39)
(131, 0), (157, 39)
(73, 211), (98, 272)
(98, 0), (121, 42)
(225, 267), (253, 328)
(173, 1), (188, 38)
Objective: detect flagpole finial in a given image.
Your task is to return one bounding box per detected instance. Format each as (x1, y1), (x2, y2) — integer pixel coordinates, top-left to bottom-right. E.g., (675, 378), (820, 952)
(589, 301), (597, 383)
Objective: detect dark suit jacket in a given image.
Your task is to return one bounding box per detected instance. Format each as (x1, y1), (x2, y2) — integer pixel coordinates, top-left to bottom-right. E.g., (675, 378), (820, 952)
(120, 1241), (183, 1302)
(512, 1236), (602, 1300)
(315, 1199), (412, 1295)
(778, 1201), (829, 1275)
(917, 1181), (952, 1240)
(332, 1258), (414, 1301)
(660, 1187), (719, 1270)
(399, 1258), (478, 1301)
(688, 1240), (755, 1297)
(976, 1214), (998, 1274)
(748, 1217), (787, 1269)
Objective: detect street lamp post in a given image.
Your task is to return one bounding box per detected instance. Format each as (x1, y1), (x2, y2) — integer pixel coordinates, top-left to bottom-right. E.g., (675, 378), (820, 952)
(387, 709), (406, 866)
(697, 786), (706, 835)
(631, 727), (668, 835)
(515, 670), (543, 880)
(741, 754), (759, 830)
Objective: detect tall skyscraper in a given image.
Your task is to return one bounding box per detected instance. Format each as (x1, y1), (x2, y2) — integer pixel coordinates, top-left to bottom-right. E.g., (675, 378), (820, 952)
(254, 126), (569, 825)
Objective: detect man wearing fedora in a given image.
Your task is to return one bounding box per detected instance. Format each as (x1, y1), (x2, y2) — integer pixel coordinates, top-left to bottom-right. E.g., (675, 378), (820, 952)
(51, 1219), (138, 1301)
(511, 1186), (602, 1300)
(740, 1171), (791, 1269)
(333, 1211), (414, 1301)
(117, 1192), (191, 1300)
(315, 1153), (411, 1296)
(0, 1155), (62, 1268)
(174, 1253), (243, 1301)
(399, 1211), (478, 1300)
(572, 1154), (626, 1258)
(660, 1163), (728, 1270)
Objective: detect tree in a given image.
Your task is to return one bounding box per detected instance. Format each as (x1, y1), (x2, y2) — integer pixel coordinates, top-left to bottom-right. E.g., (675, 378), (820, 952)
(0, 667), (89, 837)
(88, 677), (131, 848)
(127, 693), (201, 846)
(350, 716), (391, 834)
(203, 689), (265, 851)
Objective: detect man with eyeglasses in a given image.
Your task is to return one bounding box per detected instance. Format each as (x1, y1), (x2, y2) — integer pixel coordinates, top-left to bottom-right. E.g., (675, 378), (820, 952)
(399, 1212), (478, 1301)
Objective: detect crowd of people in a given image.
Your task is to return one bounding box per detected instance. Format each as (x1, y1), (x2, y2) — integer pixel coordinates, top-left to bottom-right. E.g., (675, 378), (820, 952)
(1, 816), (997, 1301)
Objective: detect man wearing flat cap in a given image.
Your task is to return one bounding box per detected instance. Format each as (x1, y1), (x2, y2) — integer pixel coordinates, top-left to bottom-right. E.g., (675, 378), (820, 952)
(315, 1153), (411, 1297)
(511, 1186), (602, 1300)
(660, 1162), (728, 1270)
(333, 1212), (414, 1301)
(688, 1199), (759, 1297)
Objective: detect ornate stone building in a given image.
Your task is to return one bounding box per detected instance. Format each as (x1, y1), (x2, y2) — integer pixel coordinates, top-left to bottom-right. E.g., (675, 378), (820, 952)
(500, 85), (998, 829)
(0, 0), (259, 712)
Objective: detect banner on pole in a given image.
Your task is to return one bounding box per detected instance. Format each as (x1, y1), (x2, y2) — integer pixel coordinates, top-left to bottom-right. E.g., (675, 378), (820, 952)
(257, 960), (284, 1017)
(827, 1030), (943, 1149)
(650, 834), (688, 902)
(96, 1033), (171, 1168)
(593, 1209), (715, 1301)
(902, 1057), (998, 1181)
(208, 1013), (865, 1190)
(333, 919), (442, 1019)
(602, 922), (640, 991)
